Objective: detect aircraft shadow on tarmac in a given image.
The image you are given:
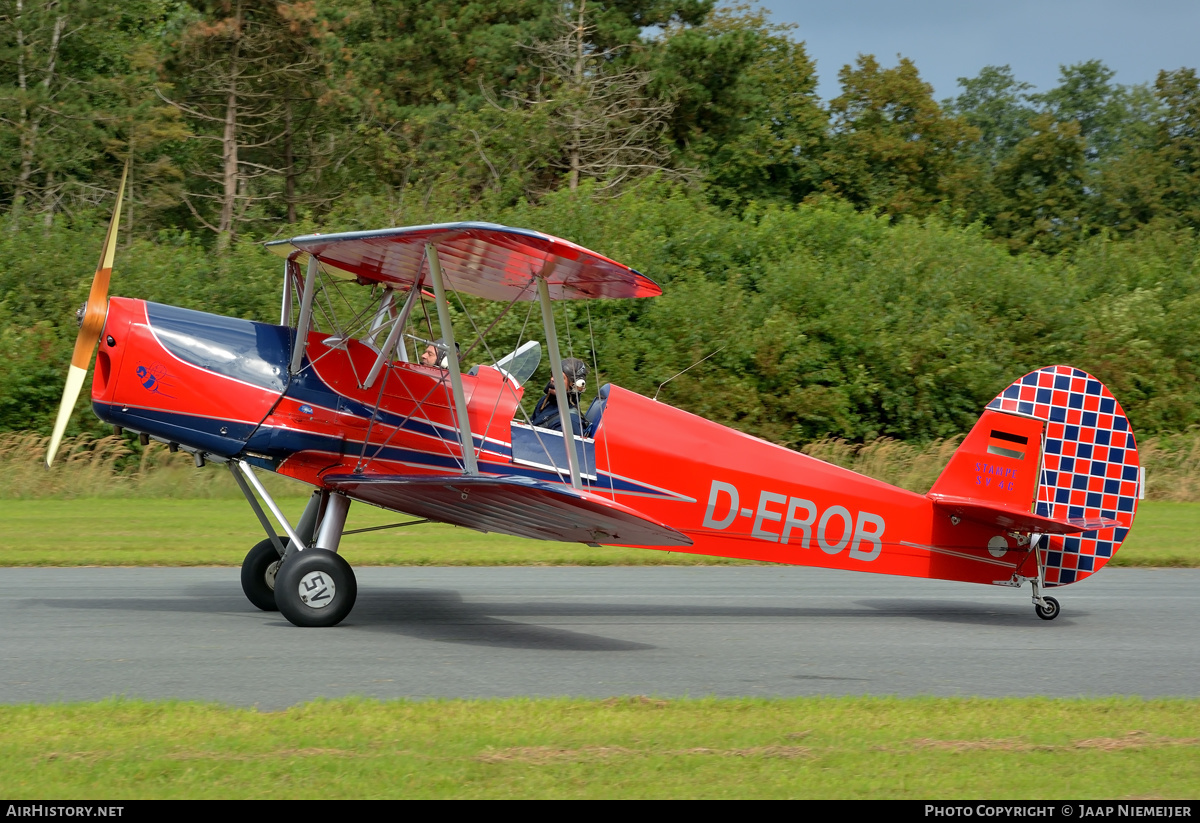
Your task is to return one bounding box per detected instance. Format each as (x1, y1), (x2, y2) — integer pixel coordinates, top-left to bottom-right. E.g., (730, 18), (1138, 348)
(856, 599), (1081, 627)
(28, 582), (1069, 653)
(335, 589), (656, 651)
(349, 588), (1069, 632)
(29, 586), (653, 652)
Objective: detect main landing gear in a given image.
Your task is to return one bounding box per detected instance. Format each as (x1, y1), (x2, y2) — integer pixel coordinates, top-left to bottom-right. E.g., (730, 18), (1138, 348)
(231, 462), (358, 627)
(241, 538), (284, 612)
(275, 550), (358, 628)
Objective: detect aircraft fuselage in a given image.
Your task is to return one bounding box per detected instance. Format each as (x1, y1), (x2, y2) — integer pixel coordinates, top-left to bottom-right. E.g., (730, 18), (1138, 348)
(91, 297), (1041, 587)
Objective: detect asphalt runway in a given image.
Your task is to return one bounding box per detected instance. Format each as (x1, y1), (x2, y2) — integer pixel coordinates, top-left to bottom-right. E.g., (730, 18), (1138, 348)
(1, 566), (1196, 709)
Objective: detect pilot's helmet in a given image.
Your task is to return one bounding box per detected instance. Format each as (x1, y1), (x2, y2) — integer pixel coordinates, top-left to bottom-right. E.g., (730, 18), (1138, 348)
(431, 338), (460, 369)
(561, 357), (588, 395)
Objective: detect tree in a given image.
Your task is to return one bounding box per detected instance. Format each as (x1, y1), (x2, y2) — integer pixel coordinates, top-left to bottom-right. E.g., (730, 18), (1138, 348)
(0, 0), (175, 227)
(1153, 67), (1200, 230)
(497, 0), (678, 194)
(1034, 60), (1133, 162)
(989, 114), (1088, 253)
(158, 0), (331, 248)
(0, 0), (70, 224)
(944, 65), (1037, 167)
(822, 55), (978, 219)
(653, 5), (826, 207)
(1072, 67), (1197, 237)
(322, 0), (712, 210)
(321, 0), (556, 118)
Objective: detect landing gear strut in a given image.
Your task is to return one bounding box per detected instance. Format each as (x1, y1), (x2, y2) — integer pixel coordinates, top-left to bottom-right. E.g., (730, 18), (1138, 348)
(231, 462), (358, 627)
(236, 486), (323, 613)
(1027, 533), (1062, 621)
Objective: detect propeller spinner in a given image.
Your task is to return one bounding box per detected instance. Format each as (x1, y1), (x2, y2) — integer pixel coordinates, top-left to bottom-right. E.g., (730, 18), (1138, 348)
(45, 162), (128, 468)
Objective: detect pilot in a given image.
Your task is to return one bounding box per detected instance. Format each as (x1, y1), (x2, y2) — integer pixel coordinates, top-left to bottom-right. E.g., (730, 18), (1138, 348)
(530, 357), (588, 435)
(420, 338), (459, 369)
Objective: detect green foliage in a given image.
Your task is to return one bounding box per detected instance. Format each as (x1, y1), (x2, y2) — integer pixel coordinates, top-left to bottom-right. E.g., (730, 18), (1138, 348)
(990, 115), (1089, 253)
(823, 55), (979, 219)
(1153, 68), (1200, 230)
(654, 6), (826, 208)
(4, 186), (1200, 444)
(944, 65), (1038, 167)
(944, 61), (1194, 245)
(2, 3), (1196, 248)
(1033, 60), (1137, 161)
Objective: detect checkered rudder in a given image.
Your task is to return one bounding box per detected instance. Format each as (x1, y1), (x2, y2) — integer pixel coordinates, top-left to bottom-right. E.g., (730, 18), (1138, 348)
(986, 365), (1142, 587)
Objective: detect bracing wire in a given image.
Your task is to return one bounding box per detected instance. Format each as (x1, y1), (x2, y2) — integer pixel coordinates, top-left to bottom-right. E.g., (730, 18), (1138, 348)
(586, 303), (615, 498)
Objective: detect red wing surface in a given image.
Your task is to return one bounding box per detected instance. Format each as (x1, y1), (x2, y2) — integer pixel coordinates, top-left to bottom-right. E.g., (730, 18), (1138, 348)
(323, 474), (693, 547)
(265, 222), (661, 301)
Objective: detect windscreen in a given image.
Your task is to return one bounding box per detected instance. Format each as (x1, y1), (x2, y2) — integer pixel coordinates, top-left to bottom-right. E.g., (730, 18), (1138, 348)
(495, 340), (541, 386)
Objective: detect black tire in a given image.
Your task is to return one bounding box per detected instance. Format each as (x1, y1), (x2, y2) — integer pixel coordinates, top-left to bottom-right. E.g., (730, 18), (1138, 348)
(241, 538), (284, 612)
(274, 550), (357, 628)
(1035, 595), (1061, 621)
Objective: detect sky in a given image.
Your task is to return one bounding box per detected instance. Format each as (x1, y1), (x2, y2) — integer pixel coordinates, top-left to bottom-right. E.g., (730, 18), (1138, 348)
(755, 0), (1200, 101)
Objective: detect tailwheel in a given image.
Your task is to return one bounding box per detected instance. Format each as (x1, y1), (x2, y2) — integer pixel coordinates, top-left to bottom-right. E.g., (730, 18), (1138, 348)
(1035, 596), (1061, 621)
(240, 538), (284, 612)
(274, 550), (358, 628)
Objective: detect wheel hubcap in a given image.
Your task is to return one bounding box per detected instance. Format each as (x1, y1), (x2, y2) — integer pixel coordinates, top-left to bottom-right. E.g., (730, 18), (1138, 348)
(264, 560), (280, 591)
(298, 570), (336, 608)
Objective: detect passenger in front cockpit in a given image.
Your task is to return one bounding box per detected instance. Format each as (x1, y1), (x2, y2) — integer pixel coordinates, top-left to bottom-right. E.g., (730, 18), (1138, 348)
(530, 357), (588, 436)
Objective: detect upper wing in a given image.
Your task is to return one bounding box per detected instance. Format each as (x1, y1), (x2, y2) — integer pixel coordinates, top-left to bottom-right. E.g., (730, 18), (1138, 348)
(323, 473), (692, 547)
(265, 222), (661, 302)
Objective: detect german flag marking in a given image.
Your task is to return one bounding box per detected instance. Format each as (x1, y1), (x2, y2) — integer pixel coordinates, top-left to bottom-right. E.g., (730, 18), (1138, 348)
(987, 429), (1028, 460)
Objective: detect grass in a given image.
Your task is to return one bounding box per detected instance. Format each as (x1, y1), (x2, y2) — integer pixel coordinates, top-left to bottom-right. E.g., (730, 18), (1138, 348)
(0, 496), (752, 566)
(1111, 501), (1200, 567)
(1, 696), (1197, 799)
(0, 497), (1194, 567)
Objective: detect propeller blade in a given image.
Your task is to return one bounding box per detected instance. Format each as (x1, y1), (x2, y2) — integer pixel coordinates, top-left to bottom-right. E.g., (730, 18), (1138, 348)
(45, 161), (129, 468)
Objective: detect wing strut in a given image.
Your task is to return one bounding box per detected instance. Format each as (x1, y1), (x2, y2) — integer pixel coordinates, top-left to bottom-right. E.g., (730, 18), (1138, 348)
(279, 259), (293, 325)
(426, 243), (478, 475)
(364, 280), (420, 388)
(536, 271), (582, 490)
(289, 255), (319, 374)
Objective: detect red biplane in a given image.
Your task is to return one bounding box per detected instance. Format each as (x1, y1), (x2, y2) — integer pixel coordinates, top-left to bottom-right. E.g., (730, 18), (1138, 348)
(47, 170), (1144, 626)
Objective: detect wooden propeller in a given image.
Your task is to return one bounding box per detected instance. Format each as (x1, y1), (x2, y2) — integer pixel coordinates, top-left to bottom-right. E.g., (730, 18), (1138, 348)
(45, 162), (128, 468)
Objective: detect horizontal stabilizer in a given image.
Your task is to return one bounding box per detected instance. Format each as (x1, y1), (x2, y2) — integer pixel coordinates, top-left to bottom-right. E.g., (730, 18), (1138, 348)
(929, 494), (1121, 535)
(324, 473), (693, 547)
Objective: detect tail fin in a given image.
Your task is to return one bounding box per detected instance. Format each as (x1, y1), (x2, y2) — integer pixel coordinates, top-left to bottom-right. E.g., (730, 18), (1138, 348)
(930, 365), (1142, 587)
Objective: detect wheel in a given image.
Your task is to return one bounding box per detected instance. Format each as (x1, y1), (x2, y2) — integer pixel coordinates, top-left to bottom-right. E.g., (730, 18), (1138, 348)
(274, 550), (357, 628)
(241, 538), (284, 612)
(1035, 595), (1061, 621)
